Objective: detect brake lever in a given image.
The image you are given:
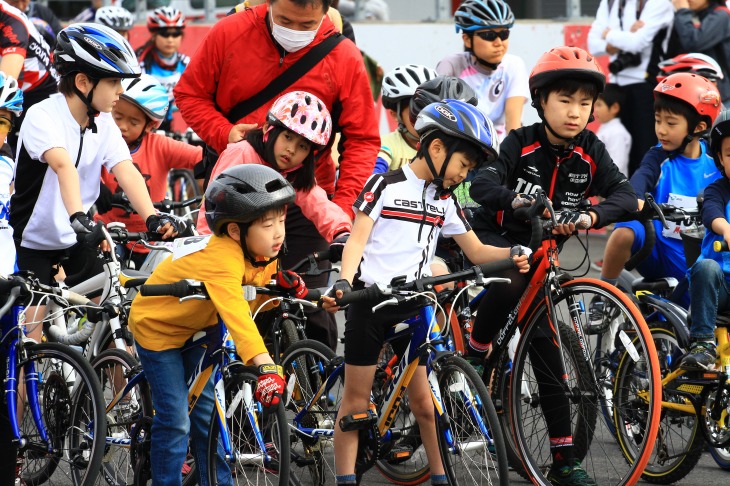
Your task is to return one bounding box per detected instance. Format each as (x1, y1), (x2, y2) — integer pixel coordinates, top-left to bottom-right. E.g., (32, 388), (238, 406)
(645, 193), (669, 230)
(372, 297), (399, 312)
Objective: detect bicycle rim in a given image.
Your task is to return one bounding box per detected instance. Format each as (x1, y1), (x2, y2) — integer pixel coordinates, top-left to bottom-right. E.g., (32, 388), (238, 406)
(19, 343), (106, 486)
(436, 355), (509, 485)
(510, 280), (660, 485)
(207, 367), (290, 485)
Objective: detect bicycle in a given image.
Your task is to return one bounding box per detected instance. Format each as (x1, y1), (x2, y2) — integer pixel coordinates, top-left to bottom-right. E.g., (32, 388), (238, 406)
(282, 259), (515, 485)
(1, 274), (107, 486)
(478, 190), (661, 485)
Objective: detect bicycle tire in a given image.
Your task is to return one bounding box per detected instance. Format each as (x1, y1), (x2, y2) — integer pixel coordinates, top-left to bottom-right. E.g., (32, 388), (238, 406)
(281, 339), (342, 486)
(91, 348), (154, 486)
(206, 366), (291, 486)
(510, 279), (661, 486)
(18, 342), (106, 486)
(709, 446), (730, 470)
(435, 355), (510, 486)
(280, 318), (301, 361)
(614, 326), (704, 484)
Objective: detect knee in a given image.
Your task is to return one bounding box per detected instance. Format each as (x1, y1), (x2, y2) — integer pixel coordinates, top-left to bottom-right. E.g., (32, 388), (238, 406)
(691, 259), (722, 282)
(407, 394), (435, 422)
(609, 227), (635, 249)
(154, 407), (189, 435)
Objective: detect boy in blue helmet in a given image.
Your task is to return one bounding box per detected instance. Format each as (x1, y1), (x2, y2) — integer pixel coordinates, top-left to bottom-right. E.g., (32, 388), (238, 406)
(321, 99), (530, 486)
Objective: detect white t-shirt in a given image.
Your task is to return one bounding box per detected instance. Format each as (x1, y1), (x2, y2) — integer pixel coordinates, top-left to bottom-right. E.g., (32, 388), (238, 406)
(0, 147), (15, 276)
(596, 117), (632, 177)
(436, 52), (529, 140)
(11, 93), (131, 250)
(353, 164), (470, 286)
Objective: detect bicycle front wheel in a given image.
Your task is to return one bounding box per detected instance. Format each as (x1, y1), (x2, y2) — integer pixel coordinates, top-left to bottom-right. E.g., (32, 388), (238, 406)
(18, 343), (106, 486)
(207, 366), (291, 486)
(435, 355), (509, 486)
(510, 279), (661, 486)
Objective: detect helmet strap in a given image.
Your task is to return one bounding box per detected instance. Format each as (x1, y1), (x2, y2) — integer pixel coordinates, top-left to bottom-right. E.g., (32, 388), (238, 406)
(73, 76), (100, 133)
(424, 143), (459, 200)
(395, 101), (419, 143)
(466, 37), (501, 71)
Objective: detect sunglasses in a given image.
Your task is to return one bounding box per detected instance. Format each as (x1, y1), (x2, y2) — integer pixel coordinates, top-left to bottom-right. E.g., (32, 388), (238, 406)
(0, 117), (13, 133)
(475, 29), (510, 42)
(158, 30), (183, 38)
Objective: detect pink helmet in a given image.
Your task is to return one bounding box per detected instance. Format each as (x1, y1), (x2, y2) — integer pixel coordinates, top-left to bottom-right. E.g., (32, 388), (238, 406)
(266, 91), (332, 147)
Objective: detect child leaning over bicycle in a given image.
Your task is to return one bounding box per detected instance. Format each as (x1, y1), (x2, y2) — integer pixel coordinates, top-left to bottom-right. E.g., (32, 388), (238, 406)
(321, 99), (530, 486)
(467, 46), (637, 485)
(95, 73), (202, 269)
(681, 108), (730, 370)
(129, 164), (307, 485)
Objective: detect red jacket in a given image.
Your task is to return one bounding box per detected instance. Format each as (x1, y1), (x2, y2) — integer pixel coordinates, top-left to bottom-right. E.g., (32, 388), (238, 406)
(174, 4), (379, 218)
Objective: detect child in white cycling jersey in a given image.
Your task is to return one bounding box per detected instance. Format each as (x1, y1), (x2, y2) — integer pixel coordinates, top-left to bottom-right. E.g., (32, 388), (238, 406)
(321, 99), (529, 486)
(0, 73), (23, 277)
(436, 0), (529, 140)
(95, 73), (202, 269)
(374, 64), (436, 173)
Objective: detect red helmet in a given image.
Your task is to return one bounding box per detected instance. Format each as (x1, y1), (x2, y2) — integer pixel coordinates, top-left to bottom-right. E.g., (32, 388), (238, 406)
(147, 7), (185, 30)
(654, 72), (722, 125)
(529, 46), (606, 101)
(656, 53), (724, 83)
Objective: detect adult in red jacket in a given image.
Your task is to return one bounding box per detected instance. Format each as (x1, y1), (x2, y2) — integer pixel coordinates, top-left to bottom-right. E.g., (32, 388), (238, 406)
(174, 0), (379, 220)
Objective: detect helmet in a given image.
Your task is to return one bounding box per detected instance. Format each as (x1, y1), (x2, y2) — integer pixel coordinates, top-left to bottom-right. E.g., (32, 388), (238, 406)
(710, 109), (730, 165)
(529, 46), (606, 101)
(455, 0), (515, 32)
(414, 99), (499, 165)
(654, 72), (722, 125)
(96, 6), (134, 31)
(657, 53), (724, 83)
(147, 6), (185, 30)
(0, 72), (23, 117)
(381, 65), (438, 110)
(204, 165), (296, 235)
(120, 74), (169, 128)
(54, 23), (140, 79)
(409, 76), (478, 125)
(266, 91), (332, 147)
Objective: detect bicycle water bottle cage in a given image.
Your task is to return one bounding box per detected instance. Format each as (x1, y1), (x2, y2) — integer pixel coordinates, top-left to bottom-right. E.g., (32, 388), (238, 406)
(339, 409), (377, 432)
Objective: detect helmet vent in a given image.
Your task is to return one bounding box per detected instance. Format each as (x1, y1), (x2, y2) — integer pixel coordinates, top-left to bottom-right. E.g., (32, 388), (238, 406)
(290, 103), (299, 118)
(266, 179), (287, 193)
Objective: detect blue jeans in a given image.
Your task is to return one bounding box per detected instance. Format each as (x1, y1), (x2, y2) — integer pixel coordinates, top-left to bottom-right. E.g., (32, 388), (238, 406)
(136, 342), (232, 486)
(689, 259), (730, 341)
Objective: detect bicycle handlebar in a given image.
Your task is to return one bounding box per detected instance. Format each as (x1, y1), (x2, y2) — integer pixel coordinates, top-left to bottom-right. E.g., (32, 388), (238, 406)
(140, 279), (323, 302)
(0, 275), (100, 314)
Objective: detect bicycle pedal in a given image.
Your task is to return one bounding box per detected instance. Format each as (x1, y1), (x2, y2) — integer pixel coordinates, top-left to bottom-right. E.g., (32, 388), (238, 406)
(338, 410), (376, 432)
(385, 446), (413, 464)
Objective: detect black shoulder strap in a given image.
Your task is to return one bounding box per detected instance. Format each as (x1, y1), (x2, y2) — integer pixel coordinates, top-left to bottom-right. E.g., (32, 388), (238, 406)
(226, 33), (346, 124)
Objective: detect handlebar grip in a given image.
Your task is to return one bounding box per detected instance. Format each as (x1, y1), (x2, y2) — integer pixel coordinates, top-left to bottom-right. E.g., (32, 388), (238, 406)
(714, 240), (729, 252)
(140, 281), (192, 298)
(312, 250), (331, 262)
(335, 285), (384, 307)
(514, 206), (544, 252)
(477, 258), (516, 276)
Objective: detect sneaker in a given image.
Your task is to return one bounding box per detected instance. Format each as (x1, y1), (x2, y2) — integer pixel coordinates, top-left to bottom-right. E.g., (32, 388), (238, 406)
(680, 341), (717, 371)
(590, 259), (603, 272)
(547, 460), (597, 486)
(587, 295), (617, 333)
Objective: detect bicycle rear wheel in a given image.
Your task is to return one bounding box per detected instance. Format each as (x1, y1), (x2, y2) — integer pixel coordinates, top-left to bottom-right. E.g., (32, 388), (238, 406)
(18, 343), (106, 486)
(435, 355), (509, 485)
(207, 366), (290, 486)
(510, 279), (661, 485)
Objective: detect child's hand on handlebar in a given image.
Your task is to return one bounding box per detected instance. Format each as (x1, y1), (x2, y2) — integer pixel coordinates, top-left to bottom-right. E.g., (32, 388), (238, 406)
(146, 214), (181, 239)
(320, 279), (352, 313)
(509, 245), (531, 273)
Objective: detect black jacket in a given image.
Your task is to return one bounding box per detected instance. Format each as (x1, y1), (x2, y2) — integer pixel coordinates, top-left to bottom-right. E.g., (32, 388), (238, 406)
(469, 123), (637, 245)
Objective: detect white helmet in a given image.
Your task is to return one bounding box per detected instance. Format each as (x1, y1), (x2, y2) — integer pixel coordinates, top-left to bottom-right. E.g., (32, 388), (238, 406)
(381, 64), (438, 110)
(95, 6), (134, 31)
(121, 74), (169, 128)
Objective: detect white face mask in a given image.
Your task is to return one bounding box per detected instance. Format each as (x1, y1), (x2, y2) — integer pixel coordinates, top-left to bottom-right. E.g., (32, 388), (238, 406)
(270, 14), (324, 53)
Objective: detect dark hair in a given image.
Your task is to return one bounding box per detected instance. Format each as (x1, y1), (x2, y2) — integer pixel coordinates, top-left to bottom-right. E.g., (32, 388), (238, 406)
(416, 129), (484, 167)
(58, 72), (93, 97)
(538, 78), (600, 105)
(270, 0), (331, 12)
(246, 126), (316, 192)
(654, 92), (703, 132)
(598, 84), (625, 111)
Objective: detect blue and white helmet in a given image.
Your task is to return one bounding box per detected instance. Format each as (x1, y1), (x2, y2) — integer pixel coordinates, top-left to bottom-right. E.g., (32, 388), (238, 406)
(121, 74), (169, 128)
(95, 6), (135, 31)
(455, 0), (515, 32)
(415, 99), (499, 166)
(54, 23), (140, 79)
(0, 73), (24, 117)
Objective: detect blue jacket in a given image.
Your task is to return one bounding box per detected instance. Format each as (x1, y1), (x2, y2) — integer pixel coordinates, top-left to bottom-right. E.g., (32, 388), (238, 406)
(697, 177), (730, 283)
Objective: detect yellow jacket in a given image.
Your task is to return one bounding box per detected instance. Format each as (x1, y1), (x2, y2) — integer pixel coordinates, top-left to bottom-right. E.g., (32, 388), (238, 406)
(129, 234), (277, 363)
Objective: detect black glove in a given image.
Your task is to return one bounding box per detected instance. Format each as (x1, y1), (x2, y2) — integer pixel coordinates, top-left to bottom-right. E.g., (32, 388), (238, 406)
(95, 183), (113, 215)
(146, 214), (182, 235)
(556, 211), (592, 228)
(329, 232), (350, 263)
(70, 211), (95, 235)
(325, 279), (352, 299)
(511, 193), (535, 209)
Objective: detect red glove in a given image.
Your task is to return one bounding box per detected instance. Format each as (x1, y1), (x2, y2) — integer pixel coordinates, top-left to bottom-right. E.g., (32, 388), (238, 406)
(275, 270), (307, 299)
(255, 364), (286, 408)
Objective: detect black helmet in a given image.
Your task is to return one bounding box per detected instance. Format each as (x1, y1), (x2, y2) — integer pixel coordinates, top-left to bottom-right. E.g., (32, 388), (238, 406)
(54, 23), (140, 79)
(710, 109), (730, 171)
(409, 76), (479, 125)
(205, 165), (296, 235)
(455, 0), (515, 32)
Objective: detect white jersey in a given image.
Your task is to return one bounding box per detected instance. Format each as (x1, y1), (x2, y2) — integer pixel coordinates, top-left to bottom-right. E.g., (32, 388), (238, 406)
(353, 164), (470, 286)
(10, 93), (131, 251)
(0, 145), (15, 276)
(436, 52), (529, 140)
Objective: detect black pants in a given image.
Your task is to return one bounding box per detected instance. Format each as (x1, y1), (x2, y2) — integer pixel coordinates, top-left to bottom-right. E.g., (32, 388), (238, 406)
(615, 81), (657, 177)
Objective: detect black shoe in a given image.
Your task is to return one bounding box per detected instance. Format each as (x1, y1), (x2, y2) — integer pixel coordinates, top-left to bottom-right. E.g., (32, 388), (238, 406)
(547, 460), (598, 486)
(680, 341), (717, 371)
(587, 295), (617, 333)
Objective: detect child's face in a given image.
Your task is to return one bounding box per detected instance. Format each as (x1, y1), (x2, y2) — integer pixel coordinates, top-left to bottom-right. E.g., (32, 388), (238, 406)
(688, 0), (711, 11)
(112, 98), (150, 145)
(154, 29), (183, 57)
(245, 211), (287, 259)
(430, 140), (478, 188)
(274, 128), (312, 171)
(0, 108), (13, 140)
(91, 77), (124, 113)
(463, 28), (509, 66)
(400, 104), (418, 140)
(717, 137), (730, 178)
(540, 90), (593, 143)
(593, 98), (618, 124)
(654, 109), (689, 152)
